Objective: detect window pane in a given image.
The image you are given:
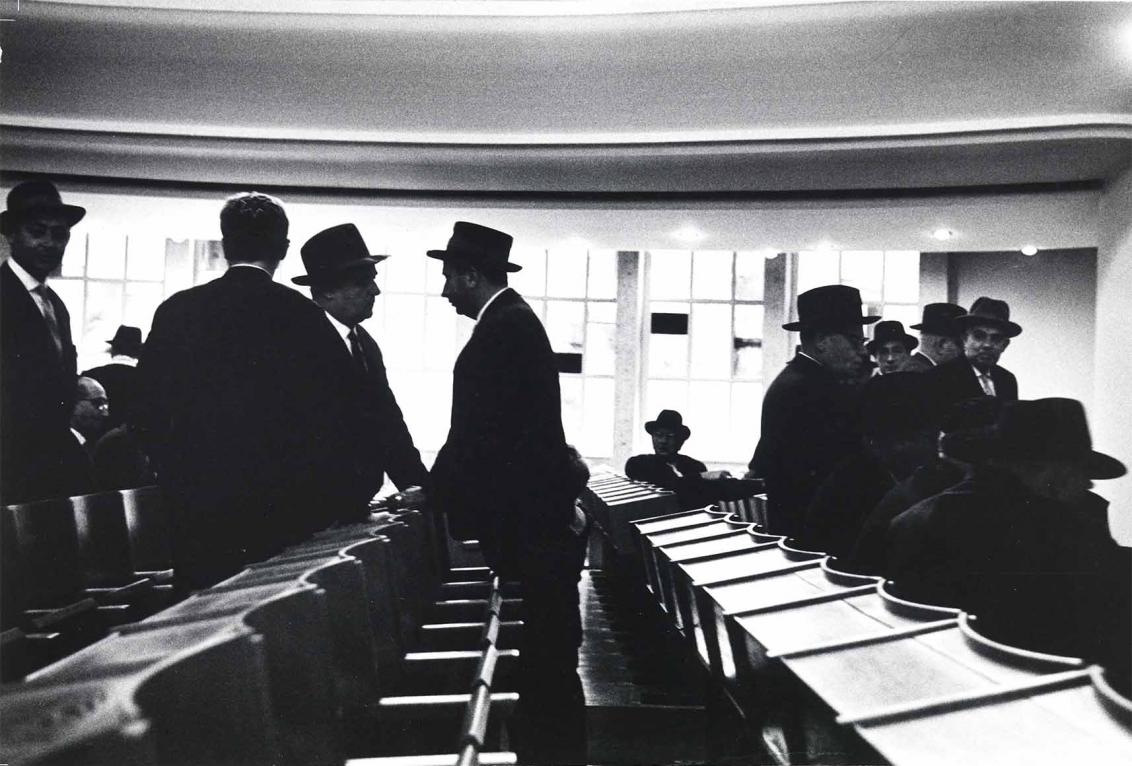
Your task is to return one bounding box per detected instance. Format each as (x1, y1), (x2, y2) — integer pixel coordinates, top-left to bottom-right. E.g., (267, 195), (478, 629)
(649, 250), (691, 300)
(690, 303), (732, 380)
(883, 251), (920, 303)
(735, 251), (766, 301)
(580, 377), (615, 459)
(730, 382), (763, 460)
(648, 333), (688, 378)
(546, 248), (588, 298)
(692, 250), (732, 300)
(83, 281), (124, 359)
(194, 241), (226, 284)
(559, 376), (584, 447)
(366, 295), (387, 339)
(797, 250), (839, 294)
(882, 303), (922, 332)
(87, 231), (127, 280)
(382, 251), (427, 294)
(687, 381), (731, 461)
(126, 234), (167, 281)
(584, 320), (616, 376)
(545, 300), (585, 355)
(164, 239), (194, 296)
(390, 369), (451, 453)
(424, 296), (460, 372)
(734, 304), (765, 380)
(382, 294), (426, 370)
(51, 279), (85, 342)
(510, 248), (547, 297)
(841, 250), (884, 304)
(587, 250), (617, 300)
(424, 250), (448, 293)
(60, 236), (87, 278)
(588, 301), (617, 324)
(123, 282), (164, 335)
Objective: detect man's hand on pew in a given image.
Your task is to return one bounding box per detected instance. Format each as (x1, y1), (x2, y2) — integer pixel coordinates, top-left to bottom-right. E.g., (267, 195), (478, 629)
(382, 486), (428, 511)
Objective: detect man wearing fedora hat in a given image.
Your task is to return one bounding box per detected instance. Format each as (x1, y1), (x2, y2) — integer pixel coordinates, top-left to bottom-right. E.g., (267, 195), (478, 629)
(887, 398), (1130, 692)
(866, 319), (918, 375)
(747, 284), (880, 539)
(82, 325), (144, 431)
(928, 297), (1020, 417)
(1, 179), (86, 504)
(428, 221), (588, 762)
(293, 223), (428, 501)
(904, 302), (964, 372)
(135, 193), (371, 591)
(626, 410), (729, 510)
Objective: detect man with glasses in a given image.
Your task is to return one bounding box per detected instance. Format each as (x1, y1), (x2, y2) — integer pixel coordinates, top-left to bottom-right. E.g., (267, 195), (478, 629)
(746, 285), (880, 539)
(928, 297), (1020, 418)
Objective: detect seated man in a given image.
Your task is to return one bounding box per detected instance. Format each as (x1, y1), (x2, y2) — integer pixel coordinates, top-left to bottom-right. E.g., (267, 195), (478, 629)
(887, 398), (1130, 693)
(625, 409), (728, 510)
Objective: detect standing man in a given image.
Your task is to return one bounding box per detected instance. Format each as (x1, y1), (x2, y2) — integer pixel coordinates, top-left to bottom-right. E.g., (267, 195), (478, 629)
(1, 180), (85, 504)
(428, 222), (587, 763)
(292, 223), (429, 498)
(928, 297), (1020, 416)
(747, 285), (880, 539)
(904, 302), (965, 372)
(866, 320), (918, 375)
(134, 193), (368, 591)
(83, 324), (144, 430)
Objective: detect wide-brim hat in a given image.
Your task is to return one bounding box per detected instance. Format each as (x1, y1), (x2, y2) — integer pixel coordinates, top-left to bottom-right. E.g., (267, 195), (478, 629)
(865, 320), (919, 355)
(955, 296), (1022, 338)
(645, 409), (690, 439)
(0, 180), (86, 234)
(949, 398), (1125, 479)
(782, 285), (881, 331)
(911, 302), (965, 337)
(426, 221), (521, 273)
(106, 325), (143, 356)
(292, 223), (387, 286)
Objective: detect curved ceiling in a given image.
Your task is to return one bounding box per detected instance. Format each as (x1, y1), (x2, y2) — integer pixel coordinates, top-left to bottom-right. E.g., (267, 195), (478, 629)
(2, 1), (1131, 191)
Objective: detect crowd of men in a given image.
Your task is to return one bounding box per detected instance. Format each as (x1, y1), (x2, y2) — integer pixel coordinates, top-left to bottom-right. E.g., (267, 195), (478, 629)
(2, 178), (1129, 751)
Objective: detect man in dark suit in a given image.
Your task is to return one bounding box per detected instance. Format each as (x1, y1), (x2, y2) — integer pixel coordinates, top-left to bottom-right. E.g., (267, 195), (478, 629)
(293, 223), (429, 497)
(747, 285), (880, 539)
(927, 297), (1020, 418)
(134, 193), (370, 591)
(82, 325), (143, 430)
(1, 180), (85, 504)
(626, 409), (724, 510)
(428, 221), (588, 764)
(866, 320), (918, 375)
(904, 302), (964, 372)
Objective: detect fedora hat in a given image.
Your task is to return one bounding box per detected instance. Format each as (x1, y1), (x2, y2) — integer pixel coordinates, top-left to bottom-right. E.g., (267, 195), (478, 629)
(0, 180), (86, 234)
(292, 223), (387, 286)
(426, 221), (521, 273)
(782, 285), (880, 331)
(866, 320), (919, 355)
(107, 325), (143, 357)
(955, 297), (1022, 338)
(949, 398), (1125, 479)
(645, 410), (690, 440)
(911, 302), (965, 337)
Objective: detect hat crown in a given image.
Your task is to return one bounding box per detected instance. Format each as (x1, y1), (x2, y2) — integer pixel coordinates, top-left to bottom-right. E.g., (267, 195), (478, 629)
(427, 221), (521, 272)
(967, 296), (1011, 323)
(872, 320), (906, 340)
(108, 325), (143, 353)
(296, 223), (385, 286)
(652, 410), (684, 430)
(787, 284), (879, 330)
(913, 302), (965, 334)
(2, 180), (86, 232)
(998, 398), (1093, 458)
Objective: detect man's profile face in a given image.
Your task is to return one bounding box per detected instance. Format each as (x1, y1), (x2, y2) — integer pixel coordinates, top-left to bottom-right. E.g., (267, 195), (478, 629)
(817, 328), (866, 378)
(876, 340), (910, 375)
(72, 378), (110, 440)
(650, 429), (683, 458)
(440, 261), (474, 318)
(322, 266), (380, 326)
(963, 323), (1009, 371)
(6, 211), (72, 281)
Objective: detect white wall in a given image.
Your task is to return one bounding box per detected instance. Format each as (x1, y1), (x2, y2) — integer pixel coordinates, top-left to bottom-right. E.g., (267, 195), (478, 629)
(949, 249), (1097, 409)
(1095, 165), (1132, 546)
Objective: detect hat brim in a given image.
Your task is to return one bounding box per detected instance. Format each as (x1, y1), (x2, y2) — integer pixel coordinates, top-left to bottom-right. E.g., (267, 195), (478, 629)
(291, 254), (387, 286)
(426, 249), (522, 272)
(1086, 451), (1127, 480)
(783, 314), (881, 331)
(645, 421), (690, 439)
(956, 315), (1022, 338)
(0, 203), (86, 231)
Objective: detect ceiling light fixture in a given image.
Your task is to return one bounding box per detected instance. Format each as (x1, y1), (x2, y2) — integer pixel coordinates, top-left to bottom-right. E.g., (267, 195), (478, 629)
(931, 228), (954, 241)
(1021, 244), (1038, 256)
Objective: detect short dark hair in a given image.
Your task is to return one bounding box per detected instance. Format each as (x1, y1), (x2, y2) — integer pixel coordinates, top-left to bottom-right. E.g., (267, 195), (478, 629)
(219, 192), (288, 262)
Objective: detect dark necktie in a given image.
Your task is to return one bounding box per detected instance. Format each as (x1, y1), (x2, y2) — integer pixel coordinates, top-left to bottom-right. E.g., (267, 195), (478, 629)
(348, 326), (369, 377)
(34, 284), (64, 357)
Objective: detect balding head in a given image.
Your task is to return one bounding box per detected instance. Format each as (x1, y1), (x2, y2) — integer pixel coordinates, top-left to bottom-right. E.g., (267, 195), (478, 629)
(71, 376), (109, 441)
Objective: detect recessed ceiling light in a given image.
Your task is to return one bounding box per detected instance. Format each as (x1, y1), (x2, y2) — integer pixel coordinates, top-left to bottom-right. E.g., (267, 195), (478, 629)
(672, 225), (707, 243)
(931, 228), (954, 241)
(1021, 245), (1038, 256)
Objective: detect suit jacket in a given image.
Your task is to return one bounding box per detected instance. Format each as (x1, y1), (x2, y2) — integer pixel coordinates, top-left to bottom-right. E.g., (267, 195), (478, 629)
(430, 289), (574, 561)
(349, 324), (429, 491)
(625, 452), (710, 510)
(81, 361), (137, 429)
(134, 267), (371, 587)
(902, 351), (936, 373)
(927, 356), (1018, 422)
(1, 261), (79, 504)
(748, 354), (862, 539)
(798, 447), (895, 559)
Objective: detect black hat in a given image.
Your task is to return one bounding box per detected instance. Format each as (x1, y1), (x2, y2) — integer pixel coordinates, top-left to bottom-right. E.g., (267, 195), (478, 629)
(955, 297), (1022, 338)
(866, 320), (919, 355)
(645, 410), (690, 440)
(292, 224), (388, 286)
(948, 398), (1125, 479)
(859, 372), (933, 438)
(782, 285), (880, 331)
(0, 180), (86, 234)
(107, 325), (143, 357)
(426, 221), (521, 273)
(911, 303), (965, 337)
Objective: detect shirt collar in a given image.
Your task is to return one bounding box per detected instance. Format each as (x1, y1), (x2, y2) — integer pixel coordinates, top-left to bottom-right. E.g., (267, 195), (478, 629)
(323, 309), (353, 347)
(228, 263), (272, 276)
(7, 258), (44, 292)
(797, 350), (823, 367)
(71, 427), (86, 446)
(476, 287), (511, 324)
(110, 355), (138, 366)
